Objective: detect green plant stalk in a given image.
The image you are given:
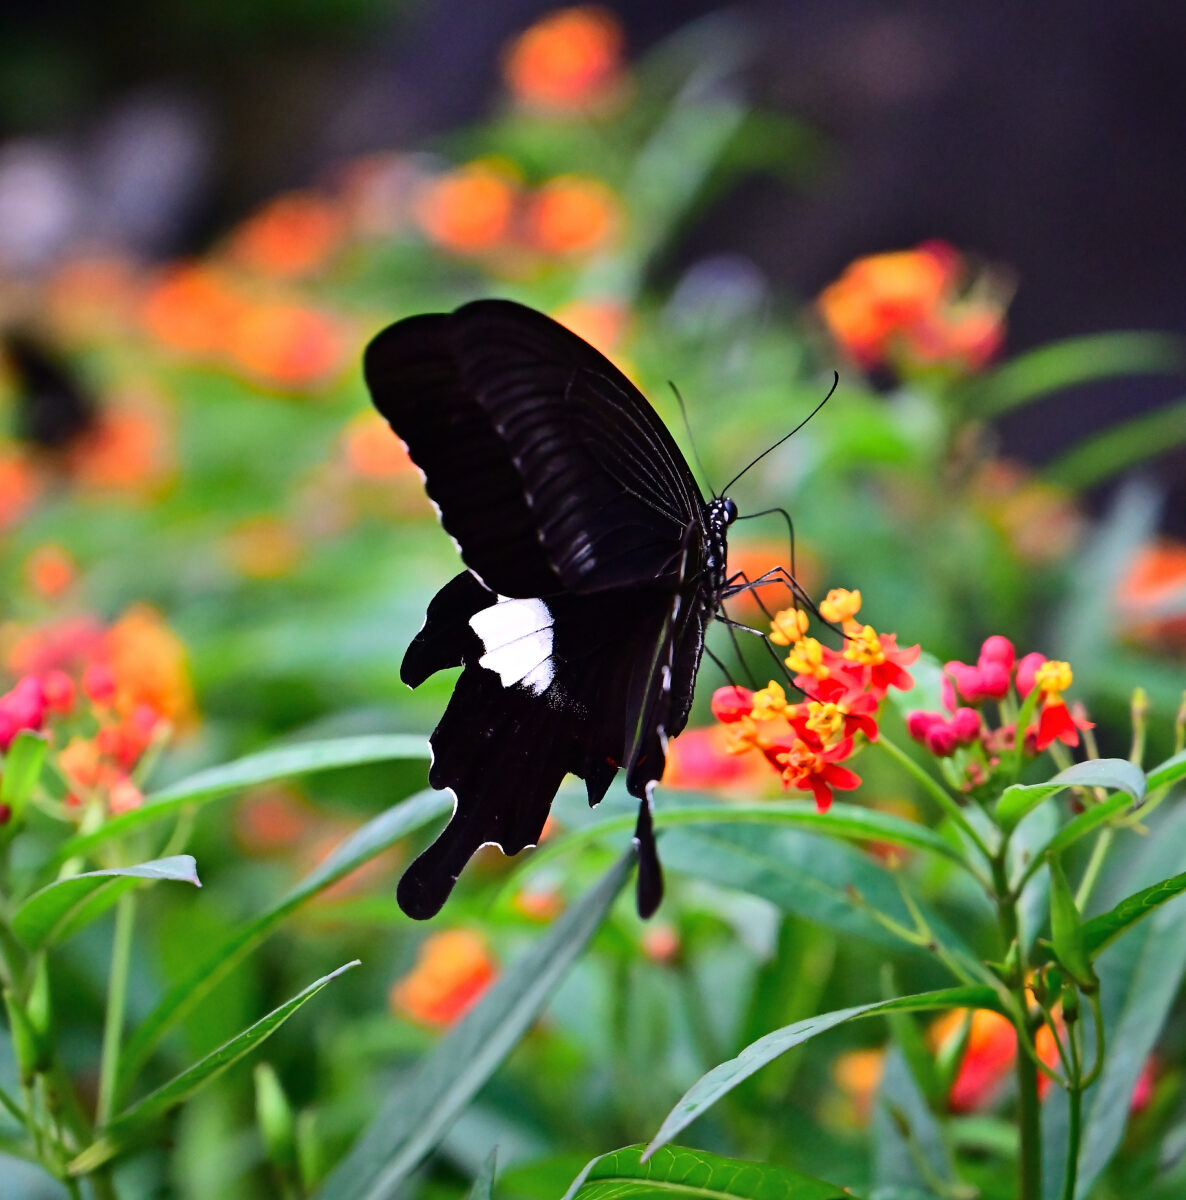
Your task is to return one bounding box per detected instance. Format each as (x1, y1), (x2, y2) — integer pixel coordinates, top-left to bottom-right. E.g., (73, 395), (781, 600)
(97, 892), (136, 1126)
(1061, 1021), (1083, 1200)
(876, 734), (993, 866)
(993, 855), (1042, 1200)
(1075, 829), (1113, 911)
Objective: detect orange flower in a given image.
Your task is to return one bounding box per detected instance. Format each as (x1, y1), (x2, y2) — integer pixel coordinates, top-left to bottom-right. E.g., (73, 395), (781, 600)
(45, 252), (140, 343)
(832, 1047), (886, 1123)
(414, 162), (518, 254)
(235, 786), (318, 854)
(226, 191), (346, 279)
(0, 451), (40, 531)
(502, 6), (625, 111)
(25, 544), (77, 599)
(929, 1008), (1018, 1112)
(971, 459), (1083, 565)
(514, 886), (565, 921)
(65, 398), (173, 494)
(817, 242), (1006, 373)
(224, 516), (303, 579)
(226, 301), (349, 388)
(105, 605), (195, 728)
(524, 175), (620, 256)
(341, 411), (413, 478)
(551, 298), (628, 357)
(663, 725), (778, 793)
(141, 263), (247, 356)
(724, 540), (816, 622)
(1116, 539), (1186, 651)
(390, 930), (497, 1026)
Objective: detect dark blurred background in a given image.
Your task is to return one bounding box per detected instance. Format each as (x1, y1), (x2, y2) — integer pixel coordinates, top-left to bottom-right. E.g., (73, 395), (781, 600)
(2, 0), (1184, 516)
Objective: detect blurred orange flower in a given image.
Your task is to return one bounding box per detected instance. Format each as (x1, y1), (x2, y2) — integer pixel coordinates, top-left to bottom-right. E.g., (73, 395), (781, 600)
(224, 515), (303, 579)
(390, 930), (497, 1026)
(832, 1047), (886, 1123)
(65, 398), (173, 494)
(141, 263), (246, 356)
(25, 544), (77, 599)
(0, 451), (40, 531)
(818, 242), (1007, 373)
(45, 252), (140, 343)
(227, 191), (346, 279)
(552, 298), (629, 357)
(663, 725), (777, 793)
(341, 411), (413, 479)
(971, 459), (1082, 564)
(414, 162), (518, 254)
(105, 604), (195, 728)
(929, 1007), (1018, 1112)
(1116, 539), (1186, 651)
(524, 175), (620, 256)
(226, 301), (349, 389)
(236, 786), (319, 854)
(502, 6), (625, 111)
(724, 538), (816, 621)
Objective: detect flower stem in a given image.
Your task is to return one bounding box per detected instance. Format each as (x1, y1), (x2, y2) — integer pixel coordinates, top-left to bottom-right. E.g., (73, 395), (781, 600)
(1061, 1024), (1083, 1200)
(876, 734), (993, 863)
(97, 893), (136, 1126)
(994, 856), (1042, 1200)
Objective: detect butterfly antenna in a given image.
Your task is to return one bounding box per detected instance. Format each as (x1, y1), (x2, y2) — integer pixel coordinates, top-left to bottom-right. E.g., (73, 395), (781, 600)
(668, 380), (717, 497)
(719, 372), (839, 496)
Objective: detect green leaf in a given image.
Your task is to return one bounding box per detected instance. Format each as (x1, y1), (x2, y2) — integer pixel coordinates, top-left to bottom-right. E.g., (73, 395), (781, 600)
(955, 331), (1186, 418)
(872, 1049), (955, 1196)
(1147, 747), (1186, 793)
(1045, 394), (1186, 489)
(657, 823), (975, 955)
(466, 1150), (498, 1200)
(996, 758), (1144, 832)
(565, 1144), (860, 1200)
(12, 856), (200, 951)
(0, 731), (47, 830)
(519, 797), (968, 876)
(647, 986), (999, 1157)
(1042, 806), (1186, 1198)
(45, 735), (429, 874)
(1081, 870), (1186, 956)
(1047, 855), (1093, 986)
(69, 960), (358, 1176)
(317, 853), (632, 1200)
(116, 790), (449, 1097)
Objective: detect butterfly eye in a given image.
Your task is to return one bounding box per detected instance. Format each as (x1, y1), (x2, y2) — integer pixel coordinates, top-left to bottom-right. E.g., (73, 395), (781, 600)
(723, 498), (738, 524)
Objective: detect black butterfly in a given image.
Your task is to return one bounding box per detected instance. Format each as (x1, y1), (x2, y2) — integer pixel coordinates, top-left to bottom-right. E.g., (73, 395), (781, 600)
(365, 299), (743, 920)
(3, 330), (98, 451)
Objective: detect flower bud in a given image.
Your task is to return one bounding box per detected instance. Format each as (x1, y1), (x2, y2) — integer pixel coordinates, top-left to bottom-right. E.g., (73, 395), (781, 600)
(711, 686), (754, 723)
(950, 707), (983, 744)
(925, 724), (959, 757)
(977, 661), (1011, 699)
(978, 635), (1015, 673)
(906, 710), (942, 742)
(1015, 652), (1046, 697)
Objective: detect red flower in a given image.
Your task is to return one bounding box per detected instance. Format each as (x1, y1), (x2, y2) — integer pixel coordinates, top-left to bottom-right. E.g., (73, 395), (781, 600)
(777, 737), (862, 811)
(711, 685), (755, 723)
(1033, 700), (1093, 752)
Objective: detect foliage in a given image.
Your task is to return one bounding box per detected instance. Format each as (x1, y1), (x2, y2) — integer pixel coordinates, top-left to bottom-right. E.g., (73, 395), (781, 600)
(0, 7), (1185, 1200)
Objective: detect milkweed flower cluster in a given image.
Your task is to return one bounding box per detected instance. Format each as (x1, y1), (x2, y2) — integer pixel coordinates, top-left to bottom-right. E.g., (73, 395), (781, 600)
(1, 607), (195, 819)
(711, 589), (919, 810)
(906, 635), (1093, 789)
(817, 241), (1008, 374)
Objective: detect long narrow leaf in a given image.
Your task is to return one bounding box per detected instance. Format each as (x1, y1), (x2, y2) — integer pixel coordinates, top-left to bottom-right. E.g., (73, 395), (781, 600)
(0, 731), (47, 828)
(647, 986), (998, 1158)
(1147, 748), (1186, 793)
(1045, 394), (1186, 489)
(45, 735), (429, 874)
(1082, 870), (1186, 956)
(517, 798), (968, 878)
(317, 853), (632, 1200)
(564, 1144), (862, 1200)
(954, 332), (1185, 418)
(116, 790), (449, 1097)
(13, 857), (200, 951)
(69, 961), (359, 1175)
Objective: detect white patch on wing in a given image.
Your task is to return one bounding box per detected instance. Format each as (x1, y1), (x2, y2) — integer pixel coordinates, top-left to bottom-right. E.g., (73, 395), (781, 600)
(469, 596), (555, 694)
